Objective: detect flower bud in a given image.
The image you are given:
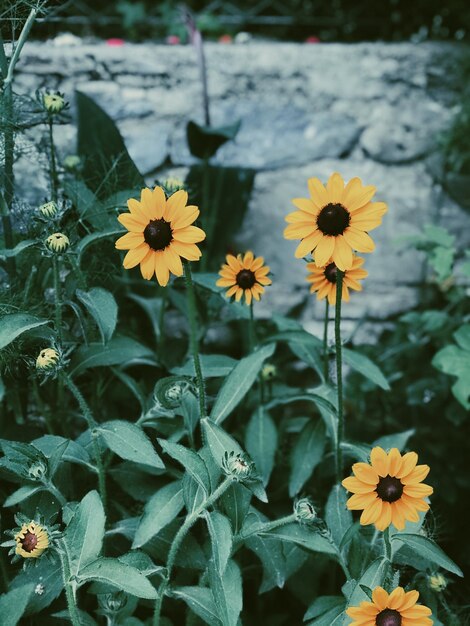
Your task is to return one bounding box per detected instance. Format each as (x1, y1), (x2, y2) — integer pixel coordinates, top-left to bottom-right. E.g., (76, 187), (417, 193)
(153, 376), (190, 410)
(428, 573), (447, 592)
(42, 91), (67, 114)
(99, 591), (128, 613)
(63, 154), (82, 171)
(162, 177), (186, 195)
(28, 460), (48, 481)
(46, 232), (70, 253)
(294, 498), (317, 523)
(222, 451), (256, 482)
(261, 363), (276, 381)
(36, 348), (60, 371)
(15, 521), (49, 559)
(39, 201), (58, 218)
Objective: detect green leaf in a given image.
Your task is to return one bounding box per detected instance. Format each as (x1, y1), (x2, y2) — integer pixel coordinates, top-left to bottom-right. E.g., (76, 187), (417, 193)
(325, 485), (353, 551)
(76, 229), (123, 261)
(32, 435), (95, 472)
(63, 179), (109, 229)
(98, 420), (164, 469)
(289, 419), (326, 497)
(70, 337), (155, 376)
(305, 596), (345, 623)
(205, 511), (233, 575)
(64, 490), (105, 576)
(394, 534), (463, 576)
(269, 330), (324, 380)
(77, 557), (157, 599)
(9, 555), (63, 615)
(158, 440), (210, 495)
(133, 481), (184, 548)
(118, 550), (164, 576)
(127, 294), (165, 343)
(76, 91), (144, 197)
(4, 485), (43, 507)
(433, 337), (470, 410)
(245, 407), (277, 486)
(187, 119), (241, 159)
(220, 483), (252, 534)
(211, 344), (275, 424)
(0, 240), (37, 258)
(172, 354), (238, 378)
(373, 430), (415, 452)
(0, 313), (49, 349)
(0, 584), (35, 626)
(343, 348), (390, 390)
(345, 558), (389, 614)
(201, 419), (244, 470)
(209, 558), (242, 626)
(76, 287), (118, 343)
(172, 586), (222, 626)
(263, 523), (336, 555)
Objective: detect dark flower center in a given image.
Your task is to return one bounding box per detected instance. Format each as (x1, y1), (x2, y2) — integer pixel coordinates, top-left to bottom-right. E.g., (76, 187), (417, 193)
(376, 475), (404, 503)
(324, 262), (338, 284)
(21, 531), (38, 552)
(144, 219), (173, 251)
(376, 609), (402, 626)
(317, 203), (350, 236)
(236, 269), (256, 289)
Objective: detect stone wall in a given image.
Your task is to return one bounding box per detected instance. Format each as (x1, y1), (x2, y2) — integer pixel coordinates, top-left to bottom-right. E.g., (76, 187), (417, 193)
(12, 41), (470, 340)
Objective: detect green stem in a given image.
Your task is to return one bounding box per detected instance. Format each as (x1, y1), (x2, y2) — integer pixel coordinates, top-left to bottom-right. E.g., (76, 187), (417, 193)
(1, 83), (16, 279)
(323, 300), (330, 381)
(183, 261), (206, 420)
(335, 271), (344, 482)
(57, 540), (82, 626)
(248, 301), (256, 353)
(200, 157), (211, 271)
(157, 287), (168, 360)
(383, 527), (392, 562)
(61, 373), (107, 510)
(52, 256), (63, 344)
(44, 481), (67, 507)
(48, 115), (58, 202)
(152, 476), (234, 626)
(236, 513), (296, 544)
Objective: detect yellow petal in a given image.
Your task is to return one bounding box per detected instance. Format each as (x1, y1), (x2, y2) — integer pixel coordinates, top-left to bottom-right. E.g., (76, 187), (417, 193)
(294, 230), (323, 258)
(171, 205), (200, 229)
(326, 172), (345, 203)
(140, 250), (156, 280)
(155, 252), (170, 286)
(165, 189), (188, 222)
(333, 235), (353, 271)
(164, 246), (183, 276)
(122, 244), (149, 269)
(370, 447), (388, 477)
(343, 227), (376, 253)
(292, 197), (318, 214)
(371, 587), (389, 610)
(307, 177), (329, 207)
(352, 462), (379, 485)
(118, 213), (147, 233)
(314, 236), (335, 267)
(115, 232), (145, 250)
(173, 225), (206, 244)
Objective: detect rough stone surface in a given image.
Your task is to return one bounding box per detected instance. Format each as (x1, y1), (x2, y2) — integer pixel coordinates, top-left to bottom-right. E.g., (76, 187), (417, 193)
(7, 40), (470, 329)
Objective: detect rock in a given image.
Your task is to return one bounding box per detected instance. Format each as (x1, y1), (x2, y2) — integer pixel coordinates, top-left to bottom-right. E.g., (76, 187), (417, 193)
(77, 82), (155, 120)
(119, 119), (169, 174)
(170, 103), (360, 169)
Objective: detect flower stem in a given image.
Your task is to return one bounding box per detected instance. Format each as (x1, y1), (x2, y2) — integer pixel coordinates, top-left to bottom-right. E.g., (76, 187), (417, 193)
(57, 540), (82, 626)
(248, 301), (256, 353)
(183, 261), (207, 420)
(236, 513), (296, 544)
(52, 256), (63, 344)
(44, 481), (67, 507)
(157, 287), (168, 360)
(61, 373), (107, 511)
(152, 476), (234, 626)
(48, 115), (59, 202)
(335, 271), (344, 482)
(383, 526), (392, 562)
(323, 300), (330, 381)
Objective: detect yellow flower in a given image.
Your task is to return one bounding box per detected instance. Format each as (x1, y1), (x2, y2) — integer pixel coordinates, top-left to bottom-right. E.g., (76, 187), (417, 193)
(43, 92), (67, 114)
(115, 187), (205, 286)
(39, 201), (58, 218)
(428, 573), (447, 592)
(346, 586), (433, 626)
(15, 521), (49, 559)
(261, 363), (277, 381)
(46, 232), (70, 253)
(216, 251), (272, 305)
(306, 255), (368, 305)
(284, 172), (387, 271)
(342, 447), (433, 531)
(36, 348), (60, 370)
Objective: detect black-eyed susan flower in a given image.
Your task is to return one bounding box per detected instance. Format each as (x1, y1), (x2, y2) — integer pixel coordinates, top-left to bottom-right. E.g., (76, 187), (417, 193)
(115, 187), (205, 286)
(306, 256), (368, 305)
(346, 586), (433, 626)
(46, 232), (70, 253)
(216, 251), (272, 305)
(342, 447), (433, 531)
(284, 172), (387, 271)
(15, 521), (49, 559)
(36, 348), (60, 370)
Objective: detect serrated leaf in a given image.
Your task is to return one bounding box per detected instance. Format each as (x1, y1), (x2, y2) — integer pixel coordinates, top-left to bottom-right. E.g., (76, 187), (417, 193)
(0, 584), (35, 626)
(394, 534), (463, 576)
(133, 481), (184, 548)
(0, 313), (49, 349)
(205, 511), (233, 575)
(211, 343), (275, 424)
(98, 420), (164, 469)
(245, 407), (277, 486)
(64, 491), (105, 577)
(77, 557), (157, 599)
(172, 587), (222, 626)
(76, 287), (118, 343)
(325, 485), (353, 552)
(289, 419), (326, 497)
(343, 348), (390, 390)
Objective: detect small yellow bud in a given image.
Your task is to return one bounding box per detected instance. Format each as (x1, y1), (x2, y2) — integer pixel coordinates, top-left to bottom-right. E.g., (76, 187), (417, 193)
(162, 178), (186, 195)
(428, 573), (447, 592)
(261, 363), (277, 381)
(63, 155), (81, 171)
(39, 201), (58, 218)
(36, 348), (60, 370)
(46, 232), (70, 253)
(43, 92), (67, 114)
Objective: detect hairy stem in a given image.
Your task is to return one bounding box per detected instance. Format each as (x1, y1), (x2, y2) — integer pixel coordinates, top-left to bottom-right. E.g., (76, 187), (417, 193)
(236, 513), (296, 544)
(48, 116), (58, 202)
(152, 476), (234, 626)
(335, 272), (344, 482)
(248, 301), (256, 353)
(323, 300), (330, 381)
(57, 540), (82, 626)
(52, 256), (63, 344)
(183, 261), (207, 420)
(383, 526), (392, 562)
(61, 373), (107, 510)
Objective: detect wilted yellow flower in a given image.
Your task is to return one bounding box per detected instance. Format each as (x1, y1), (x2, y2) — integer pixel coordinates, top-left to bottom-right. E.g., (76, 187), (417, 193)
(36, 348), (60, 370)
(347, 586), (433, 626)
(39, 201), (58, 218)
(43, 91), (67, 114)
(216, 251), (272, 305)
(46, 232), (70, 253)
(15, 521), (49, 559)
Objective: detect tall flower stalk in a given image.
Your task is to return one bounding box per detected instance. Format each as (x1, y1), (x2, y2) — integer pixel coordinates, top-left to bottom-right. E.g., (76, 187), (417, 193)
(323, 300), (330, 381)
(334, 271), (344, 482)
